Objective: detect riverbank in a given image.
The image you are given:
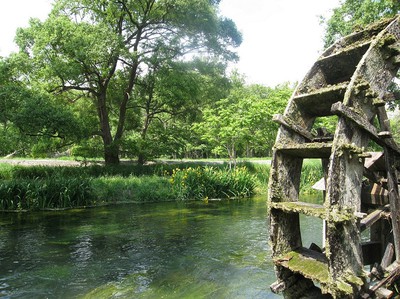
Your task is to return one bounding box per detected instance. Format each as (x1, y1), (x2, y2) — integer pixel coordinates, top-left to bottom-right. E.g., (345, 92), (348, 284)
(0, 158), (322, 211)
(0, 160), (262, 211)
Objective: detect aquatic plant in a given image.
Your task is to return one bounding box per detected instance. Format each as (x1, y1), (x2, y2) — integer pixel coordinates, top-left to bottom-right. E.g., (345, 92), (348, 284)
(0, 176), (94, 210)
(170, 166), (256, 200)
(300, 159), (324, 194)
(91, 175), (175, 203)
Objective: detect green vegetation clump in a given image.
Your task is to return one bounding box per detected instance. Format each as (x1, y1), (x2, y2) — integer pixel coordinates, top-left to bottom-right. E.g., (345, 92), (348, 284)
(0, 162), (263, 211)
(91, 176), (175, 203)
(300, 160), (324, 194)
(170, 166), (256, 200)
(0, 176), (93, 210)
(0, 160), (322, 211)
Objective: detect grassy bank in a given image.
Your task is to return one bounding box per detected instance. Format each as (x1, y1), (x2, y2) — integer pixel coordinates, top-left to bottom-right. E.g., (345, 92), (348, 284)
(0, 159), (323, 211)
(0, 161), (260, 211)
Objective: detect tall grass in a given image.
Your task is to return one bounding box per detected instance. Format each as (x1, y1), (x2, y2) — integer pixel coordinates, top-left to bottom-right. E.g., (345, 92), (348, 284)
(170, 166), (256, 200)
(0, 159), (320, 211)
(300, 159), (324, 194)
(0, 176), (93, 210)
(92, 176), (175, 203)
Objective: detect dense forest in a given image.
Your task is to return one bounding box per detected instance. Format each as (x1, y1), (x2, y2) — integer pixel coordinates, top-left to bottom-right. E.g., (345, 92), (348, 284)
(0, 0), (399, 165)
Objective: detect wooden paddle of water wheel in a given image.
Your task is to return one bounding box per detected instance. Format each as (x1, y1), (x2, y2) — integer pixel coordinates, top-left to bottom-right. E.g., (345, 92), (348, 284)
(268, 16), (400, 298)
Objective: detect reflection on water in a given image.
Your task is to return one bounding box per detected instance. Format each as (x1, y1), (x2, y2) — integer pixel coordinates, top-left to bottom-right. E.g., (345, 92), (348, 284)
(0, 196), (322, 298)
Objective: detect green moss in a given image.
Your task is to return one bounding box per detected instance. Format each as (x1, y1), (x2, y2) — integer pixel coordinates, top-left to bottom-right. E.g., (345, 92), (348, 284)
(275, 251), (330, 284)
(335, 279), (353, 295)
(81, 283), (119, 299)
(270, 201), (326, 219)
(377, 33), (397, 48)
(343, 272), (364, 286)
(327, 206), (355, 222)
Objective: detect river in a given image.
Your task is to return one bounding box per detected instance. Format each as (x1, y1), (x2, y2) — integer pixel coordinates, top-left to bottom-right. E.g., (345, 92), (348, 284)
(0, 196), (323, 298)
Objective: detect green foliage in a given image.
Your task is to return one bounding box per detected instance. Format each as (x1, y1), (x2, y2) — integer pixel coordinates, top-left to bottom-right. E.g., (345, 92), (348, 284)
(130, 59), (231, 163)
(194, 81), (292, 159)
(0, 176), (93, 210)
(390, 113), (400, 144)
(71, 136), (104, 159)
(0, 159), (323, 210)
(312, 116), (338, 135)
(92, 176), (174, 203)
(300, 160), (324, 194)
(170, 166), (256, 200)
(13, 0), (241, 164)
(13, 92), (83, 140)
(322, 0), (400, 48)
(0, 55), (88, 157)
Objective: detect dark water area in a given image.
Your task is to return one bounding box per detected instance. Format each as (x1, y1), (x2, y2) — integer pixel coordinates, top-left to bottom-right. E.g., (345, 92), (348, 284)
(0, 196), (323, 298)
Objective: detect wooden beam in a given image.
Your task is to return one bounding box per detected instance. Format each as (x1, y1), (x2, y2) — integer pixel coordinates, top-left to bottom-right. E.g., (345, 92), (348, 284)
(370, 265), (400, 293)
(273, 114), (314, 141)
(384, 147), (400, 262)
(378, 131), (392, 139)
(274, 142), (332, 158)
(331, 102), (400, 156)
(375, 287), (394, 298)
(360, 206), (389, 232)
(381, 243), (395, 270)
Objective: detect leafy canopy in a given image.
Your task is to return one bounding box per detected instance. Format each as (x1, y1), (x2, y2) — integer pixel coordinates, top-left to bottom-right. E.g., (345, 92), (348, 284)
(322, 0), (400, 48)
(14, 0), (242, 163)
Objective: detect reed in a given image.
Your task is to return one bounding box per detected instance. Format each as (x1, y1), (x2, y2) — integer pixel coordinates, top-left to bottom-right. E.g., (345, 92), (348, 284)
(91, 176), (174, 203)
(170, 166), (256, 200)
(300, 159), (324, 194)
(0, 176), (93, 211)
(0, 159), (320, 211)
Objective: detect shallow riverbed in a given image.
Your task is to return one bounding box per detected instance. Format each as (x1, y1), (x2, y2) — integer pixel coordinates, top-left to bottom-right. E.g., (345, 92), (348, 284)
(0, 196), (323, 298)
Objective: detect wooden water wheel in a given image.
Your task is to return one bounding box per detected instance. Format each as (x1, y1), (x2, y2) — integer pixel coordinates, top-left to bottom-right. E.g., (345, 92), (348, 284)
(268, 16), (400, 298)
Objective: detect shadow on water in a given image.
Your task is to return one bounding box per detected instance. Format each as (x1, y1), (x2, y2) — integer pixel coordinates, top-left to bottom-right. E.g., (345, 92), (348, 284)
(0, 195), (322, 298)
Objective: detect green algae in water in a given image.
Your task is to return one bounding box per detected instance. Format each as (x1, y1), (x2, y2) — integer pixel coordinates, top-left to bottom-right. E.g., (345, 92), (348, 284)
(0, 197), (300, 298)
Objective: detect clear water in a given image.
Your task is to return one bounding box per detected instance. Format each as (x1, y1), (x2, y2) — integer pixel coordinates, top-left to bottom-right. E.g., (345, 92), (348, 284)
(0, 196), (322, 298)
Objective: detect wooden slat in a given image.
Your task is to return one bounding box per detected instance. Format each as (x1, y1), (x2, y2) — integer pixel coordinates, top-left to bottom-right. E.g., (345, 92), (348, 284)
(384, 147), (400, 262)
(317, 41), (371, 84)
(270, 201), (326, 219)
(331, 102), (400, 156)
(360, 206), (389, 232)
(381, 243), (395, 269)
(294, 83), (347, 116)
(318, 41), (371, 62)
(370, 265), (400, 293)
(274, 247), (329, 285)
(274, 142), (332, 158)
(273, 114), (314, 141)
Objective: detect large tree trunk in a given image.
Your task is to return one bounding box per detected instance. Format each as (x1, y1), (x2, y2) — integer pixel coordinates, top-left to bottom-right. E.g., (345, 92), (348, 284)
(98, 91), (120, 165)
(137, 113), (151, 165)
(104, 141), (120, 165)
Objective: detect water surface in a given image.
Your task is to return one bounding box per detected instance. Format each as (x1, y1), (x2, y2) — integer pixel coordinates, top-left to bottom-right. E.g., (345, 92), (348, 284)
(0, 196), (322, 298)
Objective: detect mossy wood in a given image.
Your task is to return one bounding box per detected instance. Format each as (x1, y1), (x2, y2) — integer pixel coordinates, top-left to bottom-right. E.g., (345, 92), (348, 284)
(268, 16), (400, 298)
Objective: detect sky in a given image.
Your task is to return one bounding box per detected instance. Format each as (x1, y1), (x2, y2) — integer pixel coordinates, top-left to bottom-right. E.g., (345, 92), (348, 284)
(0, 0), (340, 87)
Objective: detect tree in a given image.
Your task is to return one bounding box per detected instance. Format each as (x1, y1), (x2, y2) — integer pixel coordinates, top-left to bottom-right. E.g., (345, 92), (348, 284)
(322, 0), (400, 48)
(127, 58), (230, 163)
(15, 0), (242, 164)
(322, 0), (400, 110)
(193, 77), (291, 162)
(0, 56), (84, 157)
